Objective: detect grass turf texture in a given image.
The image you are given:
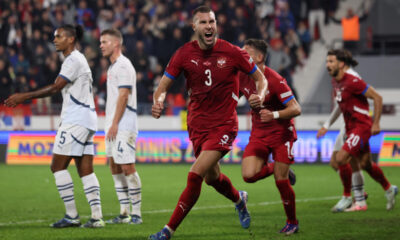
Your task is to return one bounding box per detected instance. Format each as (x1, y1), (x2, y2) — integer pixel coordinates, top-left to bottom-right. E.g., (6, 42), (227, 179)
(0, 164), (399, 240)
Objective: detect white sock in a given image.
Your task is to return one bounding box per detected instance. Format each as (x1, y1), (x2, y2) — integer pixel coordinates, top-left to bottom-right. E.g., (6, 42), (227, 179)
(81, 173), (103, 219)
(352, 170), (366, 206)
(112, 173), (130, 216)
(126, 172), (142, 217)
(54, 170), (78, 218)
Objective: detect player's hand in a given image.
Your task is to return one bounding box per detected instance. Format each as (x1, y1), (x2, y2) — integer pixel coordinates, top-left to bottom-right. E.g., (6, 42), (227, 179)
(106, 124), (118, 141)
(371, 123), (380, 136)
(316, 127), (328, 139)
(259, 109), (273, 122)
(248, 94), (262, 109)
(152, 102), (164, 119)
(4, 93), (26, 107)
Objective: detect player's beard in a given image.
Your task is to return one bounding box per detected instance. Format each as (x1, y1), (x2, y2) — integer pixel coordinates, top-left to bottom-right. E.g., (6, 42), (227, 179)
(197, 32), (216, 49)
(327, 67), (339, 77)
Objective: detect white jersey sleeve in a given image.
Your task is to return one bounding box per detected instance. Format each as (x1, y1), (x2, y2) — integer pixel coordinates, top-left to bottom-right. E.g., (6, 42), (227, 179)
(59, 56), (80, 83)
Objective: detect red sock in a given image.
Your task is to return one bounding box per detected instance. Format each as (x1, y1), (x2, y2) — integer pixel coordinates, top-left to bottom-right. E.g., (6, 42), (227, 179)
(366, 162), (391, 191)
(276, 179), (297, 225)
(167, 172), (203, 231)
(206, 173), (240, 202)
(338, 163), (352, 197)
(243, 162), (274, 183)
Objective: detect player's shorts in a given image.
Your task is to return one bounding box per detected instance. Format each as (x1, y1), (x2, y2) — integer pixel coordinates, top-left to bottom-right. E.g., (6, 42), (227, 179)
(105, 131), (137, 164)
(53, 123), (95, 156)
(243, 139), (295, 165)
(189, 123), (238, 158)
(342, 127), (371, 157)
(333, 125), (347, 152)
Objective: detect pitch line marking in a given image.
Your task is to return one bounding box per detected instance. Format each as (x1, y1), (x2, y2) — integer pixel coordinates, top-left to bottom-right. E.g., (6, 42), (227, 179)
(0, 196), (339, 226)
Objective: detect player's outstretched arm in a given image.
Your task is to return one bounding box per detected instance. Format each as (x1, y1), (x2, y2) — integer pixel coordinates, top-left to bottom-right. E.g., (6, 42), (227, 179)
(4, 76), (68, 107)
(259, 98), (301, 123)
(152, 75), (173, 119)
(249, 68), (268, 108)
(364, 86), (382, 135)
(317, 103), (342, 138)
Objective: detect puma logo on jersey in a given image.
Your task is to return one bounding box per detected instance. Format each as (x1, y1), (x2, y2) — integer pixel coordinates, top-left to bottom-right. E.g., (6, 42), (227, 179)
(244, 88), (250, 94)
(191, 59), (199, 66)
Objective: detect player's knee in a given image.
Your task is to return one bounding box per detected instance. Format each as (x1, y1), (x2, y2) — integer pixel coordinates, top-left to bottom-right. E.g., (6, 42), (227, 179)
(243, 176), (257, 183)
(241, 169), (257, 183)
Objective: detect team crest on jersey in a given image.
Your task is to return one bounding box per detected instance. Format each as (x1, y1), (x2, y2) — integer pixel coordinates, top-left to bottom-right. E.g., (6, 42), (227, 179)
(217, 57), (227, 68)
(249, 57), (253, 63)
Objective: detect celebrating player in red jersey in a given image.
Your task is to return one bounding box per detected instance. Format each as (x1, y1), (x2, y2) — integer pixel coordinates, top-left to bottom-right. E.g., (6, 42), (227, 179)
(326, 49), (397, 212)
(239, 39), (301, 235)
(149, 6), (268, 240)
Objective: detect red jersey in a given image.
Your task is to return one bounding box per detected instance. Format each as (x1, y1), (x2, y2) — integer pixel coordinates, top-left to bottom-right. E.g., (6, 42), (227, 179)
(239, 66), (297, 146)
(332, 73), (372, 133)
(165, 39), (257, 131)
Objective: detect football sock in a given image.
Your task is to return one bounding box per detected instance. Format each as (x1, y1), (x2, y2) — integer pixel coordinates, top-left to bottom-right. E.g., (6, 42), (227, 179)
(276, 179), (297, 225)
(243, 162), (274, 183)
(126, 172), (142, 217)
(352, 170), (366, 206)
(81, 173), (103, 219)
(112, 173), (130, 216)
(207, 173), (240, 203)
(366, 162), (391, 191)
(54, 170), (78, 218)
(167, 172), (203, 231)
(339, 163), (352, 197)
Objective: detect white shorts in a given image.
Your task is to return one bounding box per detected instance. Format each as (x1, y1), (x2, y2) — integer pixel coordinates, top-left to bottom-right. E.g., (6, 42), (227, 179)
(333, 124), (347, 152)
(105, 131), (137, 164)
(53, 123), (95, 156)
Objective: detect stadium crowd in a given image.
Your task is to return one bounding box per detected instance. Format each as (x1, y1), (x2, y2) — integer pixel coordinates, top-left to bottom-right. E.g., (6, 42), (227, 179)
(0, 0), (338, 116)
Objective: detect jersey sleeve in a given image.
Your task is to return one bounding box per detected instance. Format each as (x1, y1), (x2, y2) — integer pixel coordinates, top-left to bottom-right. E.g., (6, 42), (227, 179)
(164, 48), (183, 80)
(348, 77), (369, 95)
(275, 78), (294, 105)
(116, 64), (135, 89)
(233, 46), (257, 75)
(59, 56), (80, 83)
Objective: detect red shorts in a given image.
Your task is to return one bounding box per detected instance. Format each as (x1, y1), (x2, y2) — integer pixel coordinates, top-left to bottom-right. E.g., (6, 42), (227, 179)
(243, 139), (295, 165)
(342, 127), (371, 157)
(188, 123), (238, 158)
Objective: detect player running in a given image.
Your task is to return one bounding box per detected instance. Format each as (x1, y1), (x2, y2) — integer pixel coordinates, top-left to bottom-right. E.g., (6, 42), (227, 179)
(149, 6), (268, 240)
(317, 49), (367, 212)
(239, 39), (300, 235)
(326, 49), (398, 212)
(99, 28), (142, 224)
(5, 25), (104, 228)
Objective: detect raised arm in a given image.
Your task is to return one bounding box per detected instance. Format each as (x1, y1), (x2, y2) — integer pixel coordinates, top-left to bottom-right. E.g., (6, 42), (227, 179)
(259, 98), (301, 122)
(152, 75), (174, 119)
(4, 76), (68, 107)
(364, 86), (382, 135)
(248, 68), (268, 108)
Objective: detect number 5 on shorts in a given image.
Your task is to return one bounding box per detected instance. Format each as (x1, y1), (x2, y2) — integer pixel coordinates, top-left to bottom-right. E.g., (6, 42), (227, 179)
(59, 131), (67, 144)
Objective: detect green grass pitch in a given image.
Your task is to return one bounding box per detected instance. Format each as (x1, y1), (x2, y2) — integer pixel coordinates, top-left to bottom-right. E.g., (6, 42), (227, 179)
(0, 164), (399, 240)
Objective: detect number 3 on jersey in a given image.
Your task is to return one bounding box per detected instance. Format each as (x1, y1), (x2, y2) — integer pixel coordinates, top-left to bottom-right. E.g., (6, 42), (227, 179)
(205, 69), (212, 86)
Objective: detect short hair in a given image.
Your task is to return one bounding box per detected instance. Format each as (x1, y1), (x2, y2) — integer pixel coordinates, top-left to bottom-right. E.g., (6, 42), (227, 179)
(244, 38), (268, 61)
(100, 28), (123, 44)
(193, 5), (213, 18)
(59, 24), (84, 43)
(327, 49), (358, 67)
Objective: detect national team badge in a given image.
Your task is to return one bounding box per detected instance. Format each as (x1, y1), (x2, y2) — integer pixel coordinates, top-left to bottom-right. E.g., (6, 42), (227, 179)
(217, 57), (227, 68)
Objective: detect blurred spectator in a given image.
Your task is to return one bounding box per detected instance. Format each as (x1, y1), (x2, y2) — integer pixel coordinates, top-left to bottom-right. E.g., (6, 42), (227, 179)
(297, 21), (311, 56)
(0, 59), (12, 103)
(330, 8), (369, 54)
(307, 0), (325, 42)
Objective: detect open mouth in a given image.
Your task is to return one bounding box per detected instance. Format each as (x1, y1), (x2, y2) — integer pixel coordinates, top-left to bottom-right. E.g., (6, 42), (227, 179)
(204, 32), (213, 40)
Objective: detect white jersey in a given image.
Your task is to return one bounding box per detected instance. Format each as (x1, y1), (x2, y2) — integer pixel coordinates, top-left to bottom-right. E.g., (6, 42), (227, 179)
(59, 49), (97, 131)
(105, 54), (138, 134)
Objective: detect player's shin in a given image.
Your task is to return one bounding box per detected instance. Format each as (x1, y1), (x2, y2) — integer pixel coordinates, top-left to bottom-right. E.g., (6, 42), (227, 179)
(276, 179), (297, 225)
(167, 172), (203, 231)
(126, 172), (142, 219)
(112, 173), (130, 216)
(82, 173), (103, 219)
(54, 170), (78, 218)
